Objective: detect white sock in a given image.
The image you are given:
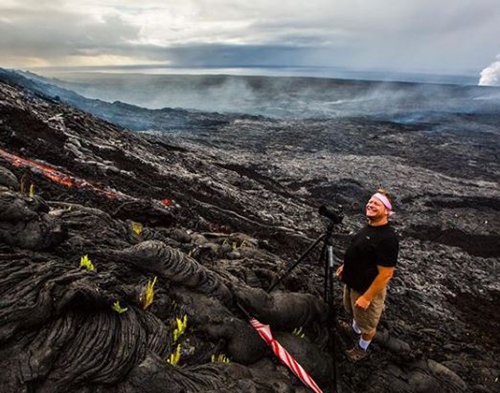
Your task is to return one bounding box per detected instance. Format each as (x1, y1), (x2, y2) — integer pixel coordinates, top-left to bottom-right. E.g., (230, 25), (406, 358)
(352, 320), (362, 334)
(359, 337), (371, 350)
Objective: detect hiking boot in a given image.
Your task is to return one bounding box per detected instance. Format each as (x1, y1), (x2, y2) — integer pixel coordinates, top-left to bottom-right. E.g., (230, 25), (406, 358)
(337, 320), (360, 340)
(346, 345), (369, 362)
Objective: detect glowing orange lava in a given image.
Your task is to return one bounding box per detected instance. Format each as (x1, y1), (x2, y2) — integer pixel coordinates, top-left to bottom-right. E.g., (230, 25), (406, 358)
(0, 148), (175, 208)
(0, 148), (119, 199)
(160, 199), (172, 207)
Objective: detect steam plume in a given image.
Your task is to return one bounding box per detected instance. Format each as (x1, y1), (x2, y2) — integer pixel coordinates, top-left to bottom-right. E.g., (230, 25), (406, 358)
(478, 54), (500, 86)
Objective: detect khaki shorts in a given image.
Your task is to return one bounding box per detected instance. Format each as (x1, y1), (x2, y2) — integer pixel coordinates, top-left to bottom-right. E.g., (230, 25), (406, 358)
(343, 285), (386, 335)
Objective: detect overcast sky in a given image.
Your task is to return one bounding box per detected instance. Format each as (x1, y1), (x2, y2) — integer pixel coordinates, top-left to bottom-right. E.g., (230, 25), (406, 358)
(1, 0), (500, 78)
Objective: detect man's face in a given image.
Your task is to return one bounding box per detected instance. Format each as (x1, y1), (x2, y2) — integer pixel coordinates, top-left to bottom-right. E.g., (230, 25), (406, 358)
(365, 196), (388, 221)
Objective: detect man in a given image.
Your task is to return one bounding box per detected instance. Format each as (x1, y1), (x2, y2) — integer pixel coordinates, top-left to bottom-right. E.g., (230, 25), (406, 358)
(336, 189), (399, 362)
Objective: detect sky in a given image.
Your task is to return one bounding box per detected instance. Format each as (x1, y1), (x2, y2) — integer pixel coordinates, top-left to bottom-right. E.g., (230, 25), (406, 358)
(1, 0), (500, 84)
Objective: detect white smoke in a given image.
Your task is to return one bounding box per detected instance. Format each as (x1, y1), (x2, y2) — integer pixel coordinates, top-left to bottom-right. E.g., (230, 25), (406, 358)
(478, 54), (500, 86)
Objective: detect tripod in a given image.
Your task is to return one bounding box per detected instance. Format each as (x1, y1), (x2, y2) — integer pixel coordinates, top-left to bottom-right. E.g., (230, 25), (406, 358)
(267, 206), (343, 393)
(267, 220), (338, 301)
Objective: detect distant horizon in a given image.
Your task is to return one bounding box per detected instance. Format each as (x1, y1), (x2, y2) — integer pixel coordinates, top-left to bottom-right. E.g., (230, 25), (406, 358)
(3, 1), (500, 86)
(13, 65), (499, 122)
(22, 65), (480, 87)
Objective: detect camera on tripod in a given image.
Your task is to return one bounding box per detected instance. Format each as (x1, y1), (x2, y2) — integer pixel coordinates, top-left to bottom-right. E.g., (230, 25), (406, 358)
(268, 203), (344, 392)
(319, 205), (344, 225)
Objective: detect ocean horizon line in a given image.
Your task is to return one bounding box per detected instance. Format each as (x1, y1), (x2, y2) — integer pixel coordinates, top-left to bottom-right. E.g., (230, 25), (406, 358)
(26, 65), (480, 86)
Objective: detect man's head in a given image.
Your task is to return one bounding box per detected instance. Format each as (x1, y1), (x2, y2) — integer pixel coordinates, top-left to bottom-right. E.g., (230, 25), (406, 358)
(366, 188), (394, 226)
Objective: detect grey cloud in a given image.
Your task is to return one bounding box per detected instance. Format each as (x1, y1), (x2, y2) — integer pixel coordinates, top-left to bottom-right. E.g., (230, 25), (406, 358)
(1, 0), (500, 75)
(241, 2), (500, 73)
(0, 7), (139, 60)
(102, 43), (322, 67)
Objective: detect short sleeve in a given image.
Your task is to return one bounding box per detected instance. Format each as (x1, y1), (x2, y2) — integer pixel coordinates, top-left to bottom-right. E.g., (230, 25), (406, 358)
(375, 236), (399, 267)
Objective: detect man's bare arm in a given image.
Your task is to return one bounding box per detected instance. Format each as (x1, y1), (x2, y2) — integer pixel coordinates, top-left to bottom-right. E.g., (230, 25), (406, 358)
(355, 266), (395, 309)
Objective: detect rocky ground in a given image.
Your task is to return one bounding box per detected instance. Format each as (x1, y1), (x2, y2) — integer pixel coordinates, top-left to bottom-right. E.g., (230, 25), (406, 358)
(0, 72), (499, 393)
(169, 103), (500, 393)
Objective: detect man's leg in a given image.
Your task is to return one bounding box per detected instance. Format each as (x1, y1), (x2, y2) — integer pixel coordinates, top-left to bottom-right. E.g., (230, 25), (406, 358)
(339, 286), (361, 336)
(359, 331), (376, 350)
(347, 288), (387, 361)
(342, 285), (352, 315)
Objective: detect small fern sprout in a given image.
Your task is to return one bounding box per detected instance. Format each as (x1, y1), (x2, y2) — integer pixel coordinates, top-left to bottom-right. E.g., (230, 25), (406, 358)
(80, 255), (95, 272)
(292, 327), (305, 338)
(139, 276), (157, 310)
(130, 221), (143, 236)
(112, 301), (128, 314)
(173, 315), (188, 342)
(211, 353), (230, 363)
(167, 344), (182, 366)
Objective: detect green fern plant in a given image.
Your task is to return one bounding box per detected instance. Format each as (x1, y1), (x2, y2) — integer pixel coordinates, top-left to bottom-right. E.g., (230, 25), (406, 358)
(139, 276), (157, 310)
(167, 344), (182, 366)
(292, 326), (305, 338)
(211, 353), (230, 363)
(112, 301), (128, 314)
(130, 221), (143, 235)
(80, 255), (95, 272)
(173, 315), (188, 342)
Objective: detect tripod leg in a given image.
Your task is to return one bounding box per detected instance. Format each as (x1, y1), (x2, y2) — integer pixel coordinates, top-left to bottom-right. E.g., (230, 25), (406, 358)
(327, 245), (335, 306)
(267, 234), (325, 293)
(324, 231), (342, 392)
(317, 241), (329, 302)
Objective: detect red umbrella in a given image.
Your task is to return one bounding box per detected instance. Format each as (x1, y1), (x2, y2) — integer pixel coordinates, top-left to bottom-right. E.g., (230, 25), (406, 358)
(250, 318), (323, 393)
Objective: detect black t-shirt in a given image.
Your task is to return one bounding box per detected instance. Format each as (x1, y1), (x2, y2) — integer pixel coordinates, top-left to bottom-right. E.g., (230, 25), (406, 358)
(342, 223), (399, 293)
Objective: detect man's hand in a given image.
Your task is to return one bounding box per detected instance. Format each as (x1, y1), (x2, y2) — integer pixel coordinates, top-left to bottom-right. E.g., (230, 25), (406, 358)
(355, 296), (371, 310)
(336, 264), (344, 279)
(360, 265), (395, 307)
